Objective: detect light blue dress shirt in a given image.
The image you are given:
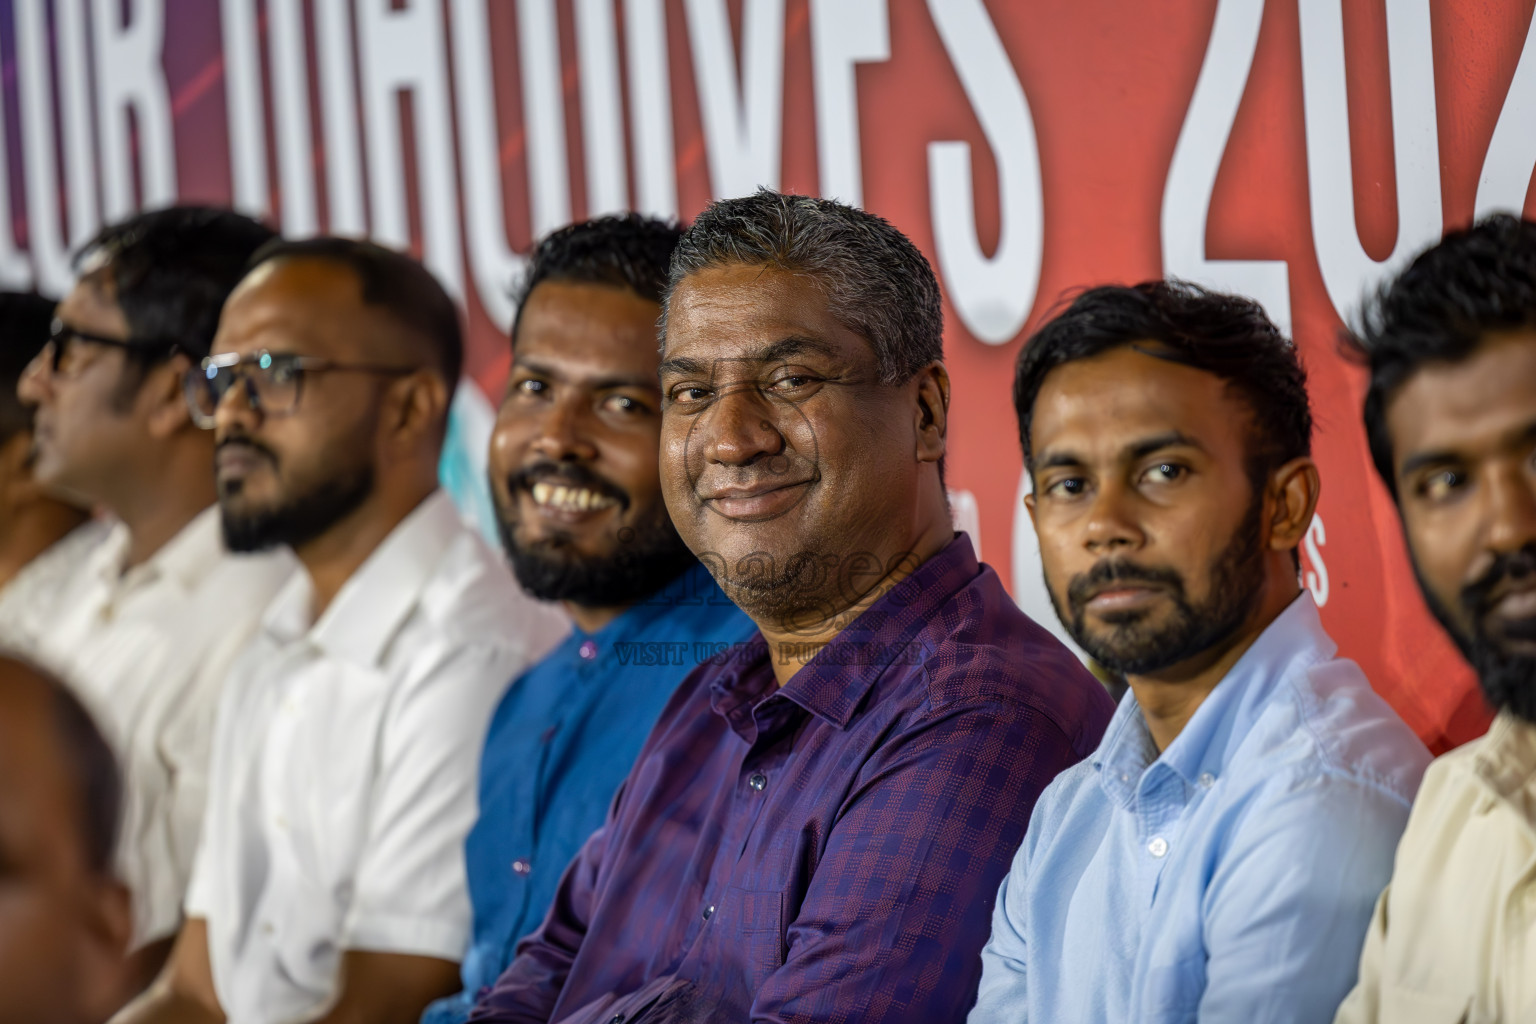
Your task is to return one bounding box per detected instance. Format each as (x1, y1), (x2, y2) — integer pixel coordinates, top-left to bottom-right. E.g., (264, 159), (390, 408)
(969, 594), (1432, 1024)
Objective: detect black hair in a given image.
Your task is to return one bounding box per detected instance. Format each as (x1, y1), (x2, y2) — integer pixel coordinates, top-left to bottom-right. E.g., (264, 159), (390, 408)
(0, 291), (57, 443)
(249, 236), (463, 400)
(1348, 213), (1536, 497)
(1015, 280), (1312, 482)
(665, 189), (944, 384)
(511, 213), (683, 345)
(75, 206), (278, 363)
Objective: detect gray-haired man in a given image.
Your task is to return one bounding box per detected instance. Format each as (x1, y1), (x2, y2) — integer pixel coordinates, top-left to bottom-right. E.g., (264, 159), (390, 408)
(469, 190), (1112, 1023)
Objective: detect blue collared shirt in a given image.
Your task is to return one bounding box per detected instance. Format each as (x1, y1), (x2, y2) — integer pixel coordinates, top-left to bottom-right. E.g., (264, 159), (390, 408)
(422, 561), (754, 1024)
(969, 594), (1432, 1024)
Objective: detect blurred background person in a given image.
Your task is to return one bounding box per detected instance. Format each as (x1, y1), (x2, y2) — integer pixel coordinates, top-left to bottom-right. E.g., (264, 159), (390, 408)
(0, 654), (132, 1024)
(15, 207), (297, 986)
(0, 291), (107, 650)
(1336, 214), (1536, 1023)
(424, 215), (753, 1024)
(120, 238), (564, 1024)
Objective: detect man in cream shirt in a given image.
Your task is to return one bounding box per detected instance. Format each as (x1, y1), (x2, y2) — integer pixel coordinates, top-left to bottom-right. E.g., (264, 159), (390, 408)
(16, 209), (295, 989)
(1334, 214), (1536, 1022)
(118, 237), (564, 1024)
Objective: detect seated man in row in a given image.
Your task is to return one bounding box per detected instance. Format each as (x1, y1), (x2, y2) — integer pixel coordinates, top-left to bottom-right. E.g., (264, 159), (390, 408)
(0, 654), (131, 1024)
(971, 281), (1430, 1022)
(1336, 213), (1536, 1022)
(117, 238), (565, 1023)
(0, 291), (105, 649)
(17, 208), (297, 984)
(471, 190), (1115, 1022)
(425, 216), (753, 1023)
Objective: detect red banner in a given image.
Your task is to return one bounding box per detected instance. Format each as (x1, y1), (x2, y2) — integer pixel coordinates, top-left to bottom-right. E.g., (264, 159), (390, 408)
(5, 0), (1533, 751)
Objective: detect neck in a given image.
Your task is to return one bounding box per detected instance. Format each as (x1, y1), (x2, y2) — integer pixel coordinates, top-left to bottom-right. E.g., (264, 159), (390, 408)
(100, 435), (218, 570)
(1128, 569), (1301, 753)
(756, 514), (955, 687)
(294, 479), (436, 621)
(0, 500), (89, 590)
(567, 602), (628, 634)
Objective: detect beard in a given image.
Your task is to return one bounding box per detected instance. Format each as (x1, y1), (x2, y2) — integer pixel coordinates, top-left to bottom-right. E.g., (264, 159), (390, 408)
(219, 441), (375, 553)
(703, 547), (840, 630)
(1053, 494), (1266, 676)
(1415, 544), (1536, 725)
(496, 463), (696, 607)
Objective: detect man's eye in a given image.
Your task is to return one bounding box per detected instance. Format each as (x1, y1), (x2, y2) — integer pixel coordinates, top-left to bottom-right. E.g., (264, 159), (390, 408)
(1420, 469), (1467, 502)
(669, 385), (712, 405)
(515, 378), (546, 396)
(769, 375), (815, 391)
(1046, 477), (1086, 497)
(602, 394), (647, 415)
(1144, 463), (1185, 484)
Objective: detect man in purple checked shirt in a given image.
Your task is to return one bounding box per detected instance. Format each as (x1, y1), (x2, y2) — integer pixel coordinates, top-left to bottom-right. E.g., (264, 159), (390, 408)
(470, 190), (1115, 1024)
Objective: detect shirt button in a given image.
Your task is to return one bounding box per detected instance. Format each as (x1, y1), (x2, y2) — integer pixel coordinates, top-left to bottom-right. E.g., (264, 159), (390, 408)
(261, 921), (275, 935)
(701, 904), (715, 921)
(1148, 837), (1169, 858)
(1198, 772), (1215, 789)
(579, 640), (598, 660)
(748, 772), (767, 792)
(511, 858), (532, 876)
(609, 1015), (625, 1024)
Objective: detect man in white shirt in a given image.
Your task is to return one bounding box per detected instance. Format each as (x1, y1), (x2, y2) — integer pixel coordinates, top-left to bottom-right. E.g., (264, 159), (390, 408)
(15, 209), (296, 987)
(0, 290), (104, 652)
(118, 237), (565, 1024)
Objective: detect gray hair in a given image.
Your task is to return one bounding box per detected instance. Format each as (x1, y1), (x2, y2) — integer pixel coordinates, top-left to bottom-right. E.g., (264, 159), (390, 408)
(663, 189), (943, 383)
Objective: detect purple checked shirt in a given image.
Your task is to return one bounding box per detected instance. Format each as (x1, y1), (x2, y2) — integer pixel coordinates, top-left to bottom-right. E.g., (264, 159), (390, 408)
(470, 535), (1115, 1024)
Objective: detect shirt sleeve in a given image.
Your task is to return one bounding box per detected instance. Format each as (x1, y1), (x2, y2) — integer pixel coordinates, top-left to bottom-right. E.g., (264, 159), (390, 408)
(467, 812), (610, 1023)
(1197, 775), (1410, 1024)
(341, 642), (516, 961)
(1331, 887), (1389, 1024)
(967, 854), (1033, 1022)
(747, 696), (1073, 1024)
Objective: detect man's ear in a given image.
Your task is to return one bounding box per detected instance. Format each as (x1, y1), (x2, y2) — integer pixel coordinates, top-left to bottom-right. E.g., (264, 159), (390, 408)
(1266, 456), (1321, 553)
(143, 354), (196, 439)
(913, 361), (950, 465)
(384, 370), (451, 450)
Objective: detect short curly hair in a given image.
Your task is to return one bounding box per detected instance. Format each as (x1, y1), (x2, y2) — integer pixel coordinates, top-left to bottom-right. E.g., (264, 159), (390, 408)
(1346, 213), (1536, 497)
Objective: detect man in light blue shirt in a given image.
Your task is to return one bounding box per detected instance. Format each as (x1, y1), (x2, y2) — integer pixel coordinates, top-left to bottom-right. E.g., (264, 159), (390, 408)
(971, 281), (1432, 1023)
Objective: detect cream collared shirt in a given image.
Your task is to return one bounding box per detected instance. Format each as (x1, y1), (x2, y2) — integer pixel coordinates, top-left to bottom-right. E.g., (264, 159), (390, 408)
(184, 491), (567, 1024)
(1335, 712), (1536, 1024)
(32, 507), (297, 946)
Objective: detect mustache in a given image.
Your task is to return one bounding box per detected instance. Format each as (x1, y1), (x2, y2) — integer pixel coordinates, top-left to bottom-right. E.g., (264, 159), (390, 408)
(1461, 543), (1536, 620)
(1066, 559), (1186, 610)
(507, 462), (630, 511)
(216, 434), (280, 466)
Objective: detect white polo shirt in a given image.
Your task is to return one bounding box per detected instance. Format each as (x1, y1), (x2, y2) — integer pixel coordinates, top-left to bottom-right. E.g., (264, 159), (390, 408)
(31, 507), (296, 947)
(0, 517), (112, 653)
(184, 490), (568, 1024)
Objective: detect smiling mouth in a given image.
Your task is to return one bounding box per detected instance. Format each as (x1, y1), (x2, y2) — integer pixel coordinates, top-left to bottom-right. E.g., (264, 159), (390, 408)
(701, 479), (814, 521)
(529, 481), (620, 514)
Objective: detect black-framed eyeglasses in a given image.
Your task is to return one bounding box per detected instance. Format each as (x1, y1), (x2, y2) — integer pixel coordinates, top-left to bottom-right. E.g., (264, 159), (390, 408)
(46, 318), (182, 377)
(183, 349), (421, 429)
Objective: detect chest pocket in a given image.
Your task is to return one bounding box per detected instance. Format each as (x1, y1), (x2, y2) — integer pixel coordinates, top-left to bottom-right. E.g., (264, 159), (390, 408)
(726, 886), (785, 985)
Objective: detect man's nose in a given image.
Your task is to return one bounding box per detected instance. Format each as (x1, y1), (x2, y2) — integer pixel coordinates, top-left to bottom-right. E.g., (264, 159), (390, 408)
(213, 374), (263, 434)
(700, 383), (785, 467)
(1082, 479), (1145, 555)
(1484, 460), (1536, 558)
(528, 398), (598, 463)
(16, 347), (53, 406)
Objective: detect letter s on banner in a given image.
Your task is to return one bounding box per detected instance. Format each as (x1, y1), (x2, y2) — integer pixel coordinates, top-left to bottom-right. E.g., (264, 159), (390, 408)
(1162, 0), (1291, 336)
(926, 0), (1043, 345)
(1298, 0), (1441, 321)
(1303, 514), (1329, 607)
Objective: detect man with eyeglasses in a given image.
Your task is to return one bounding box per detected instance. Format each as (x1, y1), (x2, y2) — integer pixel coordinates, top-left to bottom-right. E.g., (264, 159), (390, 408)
(117, 237), (566, 1024)
(0, 291), (109, 652)
(14, 208), (297, 993)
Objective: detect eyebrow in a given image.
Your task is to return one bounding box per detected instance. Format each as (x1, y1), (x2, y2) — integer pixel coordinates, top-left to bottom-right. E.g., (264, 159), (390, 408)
(658, 335), (840, 379)
(1398, 419), (1536, 477)
(1035, 430), (1206, 471)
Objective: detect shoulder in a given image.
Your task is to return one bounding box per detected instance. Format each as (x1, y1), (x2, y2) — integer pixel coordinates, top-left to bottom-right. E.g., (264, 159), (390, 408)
(1242, 653), (1431, 809)
(414, 526), (569, 653)
(911, 565), (1114, 752)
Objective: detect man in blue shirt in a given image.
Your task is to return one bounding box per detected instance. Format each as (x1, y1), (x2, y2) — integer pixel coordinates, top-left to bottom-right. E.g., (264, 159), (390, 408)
(423, 216), (753, 1024)
(969, 281), (1433, 1023)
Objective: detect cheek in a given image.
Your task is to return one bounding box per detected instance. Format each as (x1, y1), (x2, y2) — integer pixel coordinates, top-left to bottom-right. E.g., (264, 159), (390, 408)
(1401, 505), (1476, 603)
(658, 418), (694, 510)
(487, 415), (533, 480)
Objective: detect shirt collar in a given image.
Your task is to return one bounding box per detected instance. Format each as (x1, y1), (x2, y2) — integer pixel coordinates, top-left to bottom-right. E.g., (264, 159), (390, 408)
(1470, 711), (1536, 835)
(91, 505), (225, 593)
(774, 532), (978, 730)
(1096, 593), (1333, 804)
(262, 491), (461, 667)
